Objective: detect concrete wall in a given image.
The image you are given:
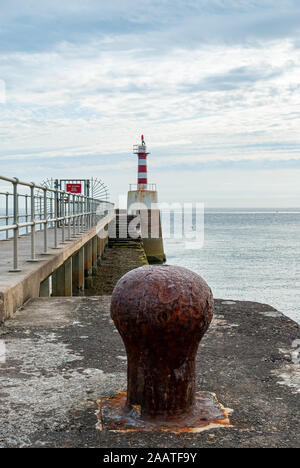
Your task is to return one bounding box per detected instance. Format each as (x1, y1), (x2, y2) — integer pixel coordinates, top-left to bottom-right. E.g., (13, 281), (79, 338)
(140, 209), (166, 264)
(127, 191), (165, 264)
(127, 190), (158, 214)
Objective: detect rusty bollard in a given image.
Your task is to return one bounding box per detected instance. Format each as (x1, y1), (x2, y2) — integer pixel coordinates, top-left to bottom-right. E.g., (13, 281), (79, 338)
(110, 265), (214, 422)
(97, 265), (231, 432)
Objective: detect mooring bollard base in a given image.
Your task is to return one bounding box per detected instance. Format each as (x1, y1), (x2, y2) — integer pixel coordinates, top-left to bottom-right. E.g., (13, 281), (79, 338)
(96, 391), (232, 434)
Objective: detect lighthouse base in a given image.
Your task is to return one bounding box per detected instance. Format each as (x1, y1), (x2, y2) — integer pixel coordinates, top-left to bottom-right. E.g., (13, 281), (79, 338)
(127, 191), (166, 264)
(142, 238), (166, 264)
(127, 189), (158, 212)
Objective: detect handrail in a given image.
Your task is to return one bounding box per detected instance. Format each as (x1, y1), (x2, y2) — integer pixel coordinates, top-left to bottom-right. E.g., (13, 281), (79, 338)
(129, 183), (157, 192)
(0, 175), (114, 272)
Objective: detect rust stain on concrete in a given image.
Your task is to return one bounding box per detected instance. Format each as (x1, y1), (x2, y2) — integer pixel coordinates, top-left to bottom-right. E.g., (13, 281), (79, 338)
(96, 391), (232, 434)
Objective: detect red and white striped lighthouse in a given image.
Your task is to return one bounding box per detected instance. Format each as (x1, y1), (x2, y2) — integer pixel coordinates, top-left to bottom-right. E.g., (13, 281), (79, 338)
(133, 135), (150, 190)
(128, 135), (166, 263)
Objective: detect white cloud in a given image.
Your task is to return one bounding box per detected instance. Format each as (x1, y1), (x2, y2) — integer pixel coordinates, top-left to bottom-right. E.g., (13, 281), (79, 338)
(0, 1), (300, 205)
(0, 79), (5, 103)
(1, 38), (300, 162)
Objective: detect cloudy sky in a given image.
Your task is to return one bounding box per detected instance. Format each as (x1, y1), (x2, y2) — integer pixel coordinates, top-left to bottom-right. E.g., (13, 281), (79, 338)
(1, 0), (300, 207)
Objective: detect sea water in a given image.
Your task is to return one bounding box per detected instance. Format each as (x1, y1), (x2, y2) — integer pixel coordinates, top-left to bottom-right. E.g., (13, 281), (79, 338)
(1, 208), (299, 324)
(163, 209), (300, 324)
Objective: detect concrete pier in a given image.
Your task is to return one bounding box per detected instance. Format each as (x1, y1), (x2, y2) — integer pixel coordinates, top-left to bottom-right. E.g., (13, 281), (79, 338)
(84, 240), (93, 289)
(72, 249), (85, 296)
(92, 236), (98, 275)
(0, 213), (114, 321)
(0, 296), (299, 448)
(97, 237), (103, 261)
(84, 241), (93, 276)
(39, 277), (50, 297)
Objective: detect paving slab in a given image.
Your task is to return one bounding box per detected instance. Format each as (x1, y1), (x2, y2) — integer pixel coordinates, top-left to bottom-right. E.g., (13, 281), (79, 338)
(0, 296), (299, 448)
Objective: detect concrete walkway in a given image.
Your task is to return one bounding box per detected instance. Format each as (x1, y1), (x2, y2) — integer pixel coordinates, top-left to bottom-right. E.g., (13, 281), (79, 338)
(0, 296), (299, 448)
(0, 213), (114, 320)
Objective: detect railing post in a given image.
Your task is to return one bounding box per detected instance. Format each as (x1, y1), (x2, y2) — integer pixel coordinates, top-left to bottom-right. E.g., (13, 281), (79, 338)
(72, 194), (76, 237)
(79, 196), (82, 233)
(61, 193), (66, 243)
(53, 189), (60, 249)
(76, 195), (79, 235)
(41, 188), (50, 255)
(67, 194), (71, 241)
(50, 194), (53, 229)
(80, 196), (84, 232)
(27, 184), (39, 263)
(17, 194), (20, 238)
(5, 192), (9, 240)
(39, 196), (42, 231)
(83, 197), (86, 230)
(84, 198), (89, 229)
(88, 198), (91, 228)
(92, 200), (95, 226)
(9, 178), (21, 272)
(86, 197), (89, 229)
(25, 194), (29, 235)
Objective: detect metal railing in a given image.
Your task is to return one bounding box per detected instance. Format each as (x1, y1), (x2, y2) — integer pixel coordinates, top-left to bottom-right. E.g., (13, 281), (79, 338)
(133, 145), (150, 154)
(129, 183), (157, 192)
(0, 175), (114, 272)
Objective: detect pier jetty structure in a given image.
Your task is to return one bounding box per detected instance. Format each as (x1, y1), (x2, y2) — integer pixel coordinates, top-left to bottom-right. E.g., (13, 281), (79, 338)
(127, 135), (166, 264)
(0, 172), (299, 448)
(0, 174), (114, 321)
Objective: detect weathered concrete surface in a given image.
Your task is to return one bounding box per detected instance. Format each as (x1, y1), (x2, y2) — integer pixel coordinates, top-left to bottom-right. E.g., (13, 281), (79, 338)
(0, 214), (113, 321)
(0, 297), (299, 448)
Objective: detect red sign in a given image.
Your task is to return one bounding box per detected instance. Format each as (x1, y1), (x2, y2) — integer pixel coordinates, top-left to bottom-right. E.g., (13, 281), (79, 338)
(66, 183), (82, 194)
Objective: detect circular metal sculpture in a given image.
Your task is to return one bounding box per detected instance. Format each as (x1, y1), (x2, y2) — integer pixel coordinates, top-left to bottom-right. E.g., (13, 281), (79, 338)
(87, 177), (109, 201)
(34, 177), (109, 220)
(37, 177), (109, 200)
(111, 265), (214, 418)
